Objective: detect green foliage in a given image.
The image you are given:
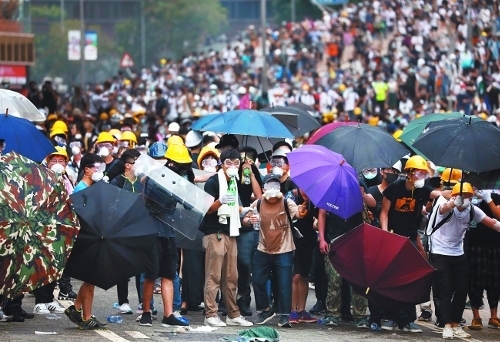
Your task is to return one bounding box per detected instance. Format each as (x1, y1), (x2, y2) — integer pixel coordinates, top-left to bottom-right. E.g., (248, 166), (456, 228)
(272, 0), (322, 23)
(30, 5), (64, 20)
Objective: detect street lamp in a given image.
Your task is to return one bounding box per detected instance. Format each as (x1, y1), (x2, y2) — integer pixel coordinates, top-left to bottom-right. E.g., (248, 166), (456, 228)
(261, 0), (268, 93)
(80, 0), (85, 88)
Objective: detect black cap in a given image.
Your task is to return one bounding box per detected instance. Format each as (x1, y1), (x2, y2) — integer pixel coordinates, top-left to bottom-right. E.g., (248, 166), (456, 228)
(215, 134), (239, 149)
(263, 174), (280, 184)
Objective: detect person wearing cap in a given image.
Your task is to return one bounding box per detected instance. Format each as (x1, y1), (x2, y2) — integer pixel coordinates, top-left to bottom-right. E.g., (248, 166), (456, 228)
(118, 131), (138, 149)
(427, 182), (500, 339)
(50, 128), (68, 148)
(93, 132), (124, 182)
(269, 148), (297, 201)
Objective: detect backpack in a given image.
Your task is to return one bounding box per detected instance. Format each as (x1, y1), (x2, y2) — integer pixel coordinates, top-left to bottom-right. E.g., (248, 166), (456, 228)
(257, 198), (303, 239)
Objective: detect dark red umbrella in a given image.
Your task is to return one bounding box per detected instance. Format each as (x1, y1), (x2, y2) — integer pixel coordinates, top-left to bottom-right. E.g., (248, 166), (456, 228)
(329, 223), (434, 311)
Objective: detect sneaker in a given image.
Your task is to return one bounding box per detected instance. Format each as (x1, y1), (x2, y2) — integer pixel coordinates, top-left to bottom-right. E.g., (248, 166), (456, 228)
(418, 310), (432, 322)
(226, 315), (253, 327)
(78, 316), (108, 330)
(58, 291), (77, 301)
(33, 303), (50, 315)
(322, 316), (339, 326)
(64, 305), (83, 324)
(162, 314), (189, 327)
(469, 317), (483, 330)
(488, 317), (500, 329)
(20, 309), (34, 319)
(442, 326), (454, 339)
(254, 310), (276, 325)
(278, 315), (292, 328)
(310, 301), (326, 315)
(0, 308), (12, 322)
(356, 319), (370, 329)
(205, 316), (227, 327)
(237, 297), (252, 317)
(404, 322), (423, 333)
(47, 301), (65, 313)
(452, 326), (471, 338)
(118, 303), (133, 314)
(289, 311), (299, 324)
(434, 322), (445, 332)
(139, 312), (153, 327)
(298, 310), (317, 323)
(460, 318), (466, 326)
(381, 320), (395, 331)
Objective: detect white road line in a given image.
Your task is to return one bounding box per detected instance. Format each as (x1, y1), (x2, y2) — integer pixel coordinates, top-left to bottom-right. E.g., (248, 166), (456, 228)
(95, 330), (130, 342)
(418, 321), (483, 342)
(125, 331), (150, 339)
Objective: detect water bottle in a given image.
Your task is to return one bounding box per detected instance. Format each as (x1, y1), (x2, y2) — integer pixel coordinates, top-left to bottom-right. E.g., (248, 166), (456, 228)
(106, 315), (123, 323)
(370, 323), (381, 331)
(243, 167), (251, 185)
(285, 190), (296, 203)
(253, 208), (261, 230)
(227, 177), (237, 206)
(113, 302), (120, 309)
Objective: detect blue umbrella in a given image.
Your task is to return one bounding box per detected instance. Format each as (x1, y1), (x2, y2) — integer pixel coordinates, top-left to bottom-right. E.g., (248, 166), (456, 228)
(0, 114), (56, 162)
(288, 145), (364, 219)
(191, 110), (293, 139)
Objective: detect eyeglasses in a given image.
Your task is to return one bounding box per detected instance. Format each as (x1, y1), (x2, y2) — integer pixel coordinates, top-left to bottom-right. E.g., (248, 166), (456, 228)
(97, 143), (113, 149)
(362, 168), (377, 175)
(202, 159), (218, 167)
(270, 159), (286, 167)
(264, 183), (280, 191)
(69, 141), (82, 148)
(412, 170), (429, 180)
(224, 160), (241, 168)
(49, 158), (67, 165)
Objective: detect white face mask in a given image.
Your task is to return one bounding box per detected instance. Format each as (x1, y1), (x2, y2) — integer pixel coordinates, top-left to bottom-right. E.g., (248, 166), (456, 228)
(461, 198), (471, 208)
(226, 166), (239, 178)
(97, 147), (110, 157)
(91, 171), (104, 182)
(363, 172), (377, 180)
(272, 167), (284, 177)
(204, 166), (217, 173)
(264, 189), (282, 200)
(112, 146), (119, 155)
(414, 178), (425, 188)
(50, 163), (65, 174)
(71, 146), (81, 155)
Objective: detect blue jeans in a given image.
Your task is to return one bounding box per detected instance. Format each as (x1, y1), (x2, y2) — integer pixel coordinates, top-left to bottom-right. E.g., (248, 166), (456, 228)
(236, 231), (256, 302)
(173, 272), (181, 311)
(252, 250), (293, 315)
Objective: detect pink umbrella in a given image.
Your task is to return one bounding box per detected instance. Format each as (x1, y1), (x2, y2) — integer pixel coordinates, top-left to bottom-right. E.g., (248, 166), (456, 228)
(307, 122), (357, 145)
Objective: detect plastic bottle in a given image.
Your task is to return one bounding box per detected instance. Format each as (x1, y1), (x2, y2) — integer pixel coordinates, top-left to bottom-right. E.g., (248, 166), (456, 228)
(227, 177), (237, 206)
(252, 208), (261, 230)
(285, 190), (296, 203)
(317, 318), (327, 325)
(106, 315), (123, 323)
(243, 168), (251, 185)
(113, 302), (120, 309)
(370, 322), (381, 331)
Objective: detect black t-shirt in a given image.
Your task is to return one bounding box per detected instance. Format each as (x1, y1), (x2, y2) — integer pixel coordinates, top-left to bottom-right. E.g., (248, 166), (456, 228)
(105, 158), (125, 181)
(367, 185), (383, 227)
(294, 191), (319, 241)
(383, 179), (433, 240)
(280, 177), (298, 201)
(237, 163), (263, 207)
(203, 174), (239, 236)
(468, 193), (500, 247)
(325, 211), (364, 242)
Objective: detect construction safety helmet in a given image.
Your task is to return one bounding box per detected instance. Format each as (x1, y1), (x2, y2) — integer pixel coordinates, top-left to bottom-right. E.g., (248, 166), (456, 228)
(120, 131), (138, 144)
(185, 130), (203, 148)
(49, 129), (67, 138)
(96, 132), (115, 144)
(165, 144), (192, 164)
(404, 155), (428, 172)
(440, 168), (462, 185)
(148, 142), (168, 158)
(166, 135), (184, 147)
(46, 146), (68, 163)
(451, 182), (474, 197)
(51, 120), (68, 133)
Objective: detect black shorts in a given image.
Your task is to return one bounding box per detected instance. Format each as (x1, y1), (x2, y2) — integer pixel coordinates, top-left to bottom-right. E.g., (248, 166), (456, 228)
(292, 236), (316, 277)
(145, 237), (177, 280)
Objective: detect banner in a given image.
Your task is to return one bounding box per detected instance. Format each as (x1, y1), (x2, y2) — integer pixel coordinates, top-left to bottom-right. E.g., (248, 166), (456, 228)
(68, 30), (98, 61)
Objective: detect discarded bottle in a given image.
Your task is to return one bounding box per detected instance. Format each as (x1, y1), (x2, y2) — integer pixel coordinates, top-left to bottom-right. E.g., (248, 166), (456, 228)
(317, 318), (327, 325)
(176, 315), (190, 325)
(243, 168), (251, 185)
(370, 323), (381, 331)
(227, 177), (237, 206)
(106, 315), (123, 323)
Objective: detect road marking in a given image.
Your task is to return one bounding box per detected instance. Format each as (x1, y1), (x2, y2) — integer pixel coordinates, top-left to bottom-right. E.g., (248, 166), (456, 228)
(95, 330), (130, 341)
(418, 321), (483, 342)
(125, 331), (150, 339)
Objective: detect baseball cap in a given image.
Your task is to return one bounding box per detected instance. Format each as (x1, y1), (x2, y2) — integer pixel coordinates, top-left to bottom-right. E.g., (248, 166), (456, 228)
(215, 134), (239, 149)
(263, 174), (280, 184)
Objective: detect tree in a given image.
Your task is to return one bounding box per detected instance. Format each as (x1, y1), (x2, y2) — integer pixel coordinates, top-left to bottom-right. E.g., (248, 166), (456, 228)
(272, 0), (322, 24)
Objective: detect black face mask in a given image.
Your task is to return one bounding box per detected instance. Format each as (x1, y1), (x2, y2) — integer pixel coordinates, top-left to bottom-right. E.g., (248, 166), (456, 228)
(385, 173), (399, 184)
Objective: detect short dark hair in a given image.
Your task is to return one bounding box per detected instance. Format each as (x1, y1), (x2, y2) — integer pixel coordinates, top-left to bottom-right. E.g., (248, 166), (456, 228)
(120, 149), (141, 164)
(178, 126), (190, 136)
(240, 146), (258, 161)
(79, 153), (104, 172)
(220, 149), (241, 163)
(272, 141), (292, 152)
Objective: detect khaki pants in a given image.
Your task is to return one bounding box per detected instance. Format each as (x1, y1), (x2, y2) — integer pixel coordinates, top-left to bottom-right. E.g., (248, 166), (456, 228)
(203, 233), (240, 318)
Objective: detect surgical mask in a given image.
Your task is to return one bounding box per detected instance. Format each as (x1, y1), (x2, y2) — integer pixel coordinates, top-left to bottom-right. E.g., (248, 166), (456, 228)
(272, 167), (283, 177)
(264, 189), (282, 199)
(91, 171), (104, 182)
(461, 198), (471, 208)
(50, 163), (65, 174)
(414, 178), (425, 188)
(71, 146), (81, 155)
(226, 166), (239, 178)
(204, 166), (217, 173)
(363, 172), (377, 180)
(385, 173), (399, 184)
(112, 146), (119, 155)
(98, 147), (110, 157)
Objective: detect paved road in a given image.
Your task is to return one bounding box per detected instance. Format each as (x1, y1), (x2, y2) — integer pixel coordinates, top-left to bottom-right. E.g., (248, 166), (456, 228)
(1, 280), (499, 341)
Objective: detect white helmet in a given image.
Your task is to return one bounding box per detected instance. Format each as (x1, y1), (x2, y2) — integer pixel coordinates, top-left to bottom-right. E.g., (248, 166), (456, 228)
(185, 130), (203, 148)
(237, 86), (247, 95)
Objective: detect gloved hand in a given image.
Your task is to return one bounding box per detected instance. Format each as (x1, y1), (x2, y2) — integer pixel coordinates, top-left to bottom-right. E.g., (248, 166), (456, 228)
(454, 195), (464, 207)
(220, 193), (236, 204)
(475, 190), (492, 204)
(494, 220), (500, 232)
(240, 207), (253, 216)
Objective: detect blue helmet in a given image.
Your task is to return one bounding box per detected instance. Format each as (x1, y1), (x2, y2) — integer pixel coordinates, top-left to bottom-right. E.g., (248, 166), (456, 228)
(148, 142), (168, 158)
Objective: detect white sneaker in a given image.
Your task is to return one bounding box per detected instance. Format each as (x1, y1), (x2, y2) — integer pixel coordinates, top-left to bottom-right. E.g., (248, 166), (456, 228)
(453, 326), (471, 338)
(205, 316), (227, 327)
(442, 326), (454, 339)
(226, 315), (253, 327)
(118, 303), (133, 314)
(46, 301), (65, 314)
(33, 303), (50, 315)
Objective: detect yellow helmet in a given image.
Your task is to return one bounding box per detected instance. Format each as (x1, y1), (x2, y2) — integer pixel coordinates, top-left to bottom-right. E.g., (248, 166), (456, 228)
(322, 112), (335, 124)
(354, 107), (362, 116)
(167, 135), (184, 146)
(451, 182), (474, 197)
(440, 168), (462, 184)
(47, 113), (58, 121)
(392, 129), (403, 141)
(368, 116), (379, 126)
(165, 144), (192, 164)
(123, 79), (131, 86)
(120, 131), (137, 144)
(99, 112), (109, 121)
(52, 120), (68, 133)
(96, 132), (115, 144)
(49, 129), (67, 138)
(478, 112), (488, 120)
(46, 146), (68, 163)
(404, 155), (428, 171)
(160, 58), (167, 65)
(338, 84), (346, 92)
(197, 145), (220, 169)
(108, 129), (122, 140)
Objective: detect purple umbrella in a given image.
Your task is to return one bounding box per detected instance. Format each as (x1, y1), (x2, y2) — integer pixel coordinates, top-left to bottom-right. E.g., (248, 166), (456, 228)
(288, 145), (363, 219)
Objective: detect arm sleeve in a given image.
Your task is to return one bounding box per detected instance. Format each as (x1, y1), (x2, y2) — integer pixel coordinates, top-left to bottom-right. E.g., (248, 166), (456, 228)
(474, 206), (487, 223)
(204, 177), (219, 200)
(287, 199), (299, 219)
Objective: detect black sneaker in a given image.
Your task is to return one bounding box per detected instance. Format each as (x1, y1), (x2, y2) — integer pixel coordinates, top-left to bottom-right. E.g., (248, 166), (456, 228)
(237, 297), (252, 317)
(58, 291), (77, 300)
(139, 312), (153, 326)
(64, 305), (83, 324)
(161, 314), (189, 327)
(278, 315), (292, 328)
(310, 301), (326, 315)
(418, 310), (432, 322)
(254, 310), (276, 325)
(78, 316), (107, 330)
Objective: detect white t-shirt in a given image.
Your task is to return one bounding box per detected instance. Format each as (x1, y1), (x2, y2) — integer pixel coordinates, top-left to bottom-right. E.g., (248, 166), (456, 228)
(343, 88), (359, 111)
(429, 201), (486, 256)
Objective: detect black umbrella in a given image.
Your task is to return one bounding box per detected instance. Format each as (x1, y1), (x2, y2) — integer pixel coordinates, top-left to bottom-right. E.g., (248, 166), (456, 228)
(313, 123), (410, 171)
(413, 116), (500, 173)
(175, 230), (204, 252)
(261, 106), (321, 137)
(65, 182), (160, 290)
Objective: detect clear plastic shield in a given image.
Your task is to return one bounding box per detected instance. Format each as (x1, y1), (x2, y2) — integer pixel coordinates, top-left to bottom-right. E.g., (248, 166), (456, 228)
(134, 154), (214, 240)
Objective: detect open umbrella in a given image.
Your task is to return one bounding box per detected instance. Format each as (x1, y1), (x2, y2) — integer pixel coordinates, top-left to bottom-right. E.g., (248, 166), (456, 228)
(306, 121), (357, 145)
(399, 112), (464, 146)
(0, 89), (46, 122)
(260, 106), (320, 137)
(65, 181), (160, 290)
(313, 123), (409, 171)
(287, 145), (363, 219)
(0, 114), (56, 163)
(413, 116), (500, 173)
(329, 223), (435, 311)
(464, 169), (500, 190)
(0, 152), (80, 298)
